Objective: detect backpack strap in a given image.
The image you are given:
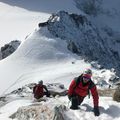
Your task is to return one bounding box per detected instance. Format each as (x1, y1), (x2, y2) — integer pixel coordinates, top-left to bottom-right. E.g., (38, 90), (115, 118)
(88, 84), (90, 98)
(88, 80), (96, 98)
(73, 75), (95, 99)
(73, 75), (82, 90)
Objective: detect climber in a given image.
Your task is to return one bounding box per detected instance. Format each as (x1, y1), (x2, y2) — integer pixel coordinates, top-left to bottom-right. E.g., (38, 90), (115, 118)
(68, 69), (100, 116)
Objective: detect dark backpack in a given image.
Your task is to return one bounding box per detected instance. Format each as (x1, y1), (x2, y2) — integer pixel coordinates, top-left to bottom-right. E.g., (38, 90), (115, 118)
(33, 84), (44, 99)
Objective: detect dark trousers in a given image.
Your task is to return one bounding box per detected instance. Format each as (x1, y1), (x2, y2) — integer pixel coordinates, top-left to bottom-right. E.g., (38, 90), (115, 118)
(70, 95), (84, 109)
(35, 92), (49, 99)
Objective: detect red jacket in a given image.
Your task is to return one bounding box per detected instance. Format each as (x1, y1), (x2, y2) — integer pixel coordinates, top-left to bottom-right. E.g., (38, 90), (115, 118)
(68, 76), (99, 107)
(33, 84), (44, 99)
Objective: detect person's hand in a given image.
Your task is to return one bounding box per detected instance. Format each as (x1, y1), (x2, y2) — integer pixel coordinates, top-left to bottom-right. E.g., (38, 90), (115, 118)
(93, 106), (100, 116)
(68, 95), (72, 100)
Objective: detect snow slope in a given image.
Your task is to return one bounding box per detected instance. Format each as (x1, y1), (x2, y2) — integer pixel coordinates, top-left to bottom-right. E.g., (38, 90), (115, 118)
(0, 2), (49, 47)
(0, 0), (80, 95)
(0, 96), (120, 120)
(0, 0), (79, 47)
(0, 26), (92, 95)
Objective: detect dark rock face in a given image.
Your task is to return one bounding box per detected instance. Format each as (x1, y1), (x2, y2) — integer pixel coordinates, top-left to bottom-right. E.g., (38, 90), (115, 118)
(0, 40), (21, 59)
(74, 0), (103, 16)
(47, 11), (108, 62)
(45, 11), (120, 76)
(113, 86), (120, 102)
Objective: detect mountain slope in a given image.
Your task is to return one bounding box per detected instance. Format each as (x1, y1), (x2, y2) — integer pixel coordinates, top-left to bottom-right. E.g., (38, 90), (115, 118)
(0, 0), (79, 47)
(0, 25), (92, 95)
(45, 11), (120, 76)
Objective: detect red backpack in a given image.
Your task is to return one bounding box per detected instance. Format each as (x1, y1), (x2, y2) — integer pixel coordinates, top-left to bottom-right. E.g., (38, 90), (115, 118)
(33, 84), (44, 99)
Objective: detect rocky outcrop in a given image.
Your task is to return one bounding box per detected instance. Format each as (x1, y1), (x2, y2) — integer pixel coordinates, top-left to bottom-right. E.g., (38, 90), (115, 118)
(0, 40), (21, 59)
(10, 104), (67, 120)
(43, 11), (120, 76)
(46, 83), (67, 96)
(0, 82), (68, 120)
(0, 83), (67, 108)
(47, 11), (108, 61)
(10, 104), (54, 120)
(113, 85), (120, 102)
(10, 83), (67, 97)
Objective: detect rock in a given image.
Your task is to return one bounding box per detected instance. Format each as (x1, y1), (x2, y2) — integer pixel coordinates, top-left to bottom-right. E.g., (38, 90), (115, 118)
(46, 10), (120, 77)
(38, 22), (48, 27)
(67, 40), (79, 54)
(46, 83), (68, 97)
(0, 40), (21, 59)
(9, 104), (67, 120)
(113, 86), (120, 102)
(9, 104), (54, 120)
(53, 105), (67, 120)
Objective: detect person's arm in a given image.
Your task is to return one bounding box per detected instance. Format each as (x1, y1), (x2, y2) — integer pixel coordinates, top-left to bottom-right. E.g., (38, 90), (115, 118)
(90, 86), (99, 107)
(68, 80), (77, 96)
(90, 85), (100, 116)
(33, 86), (36, 94)
(43, 85), (49, 92)
(43, 85), (50, 97)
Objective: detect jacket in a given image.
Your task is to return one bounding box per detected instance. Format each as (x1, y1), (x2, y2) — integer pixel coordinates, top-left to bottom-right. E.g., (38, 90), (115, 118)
(68, 75), (99, 107)
(33, 84), (48, 99)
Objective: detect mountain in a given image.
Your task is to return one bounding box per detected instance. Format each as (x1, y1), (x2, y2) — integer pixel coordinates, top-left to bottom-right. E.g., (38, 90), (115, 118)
(45, 10), (120, 77)
(0, 0), (79, 47)
(0, 0), (120, 120)
(74, 0), (120, 75)
(0, 22), (92, 95)
(0, 0), (119, 97)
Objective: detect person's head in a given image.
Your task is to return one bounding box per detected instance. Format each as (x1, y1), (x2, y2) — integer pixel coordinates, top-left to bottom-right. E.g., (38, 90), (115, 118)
(38, 80), (43, 85)
(82, 69), (92, 83)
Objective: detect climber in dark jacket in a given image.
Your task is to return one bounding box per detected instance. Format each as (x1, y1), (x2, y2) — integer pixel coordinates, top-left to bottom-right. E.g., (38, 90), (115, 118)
(68, 69), (100, 116)
(33, 80), (50, 99)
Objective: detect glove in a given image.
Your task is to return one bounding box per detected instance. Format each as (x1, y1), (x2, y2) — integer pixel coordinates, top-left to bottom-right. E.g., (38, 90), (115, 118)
(46, 92), (50, 97)
(93, 106), (100, 116)
(68, 95), (72, 100)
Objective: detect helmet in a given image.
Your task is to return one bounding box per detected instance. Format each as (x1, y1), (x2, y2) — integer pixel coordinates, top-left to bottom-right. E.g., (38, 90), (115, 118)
(83, 69), (92, 79)
(84, 69), (92, 75)
(38, 80), (43, 85)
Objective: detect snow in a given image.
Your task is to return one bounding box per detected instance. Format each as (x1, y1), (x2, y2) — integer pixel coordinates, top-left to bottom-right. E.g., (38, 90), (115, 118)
(0, 25), (92, 96)
(0, 2), (50, 47)
(0, 96), (120, 120)
(0, 0), (120, 120)
(0, 99), (32, 120)
(0, 0), (79, 47)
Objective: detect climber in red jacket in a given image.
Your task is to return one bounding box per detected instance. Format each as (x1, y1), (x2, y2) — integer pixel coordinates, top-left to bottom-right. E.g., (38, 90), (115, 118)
(33, 80), (50, 99)
(68, 69), (100, 116)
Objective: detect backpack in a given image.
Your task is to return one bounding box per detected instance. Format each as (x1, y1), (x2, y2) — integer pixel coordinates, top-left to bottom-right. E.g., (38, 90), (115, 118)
(33, 84), (44, 99)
